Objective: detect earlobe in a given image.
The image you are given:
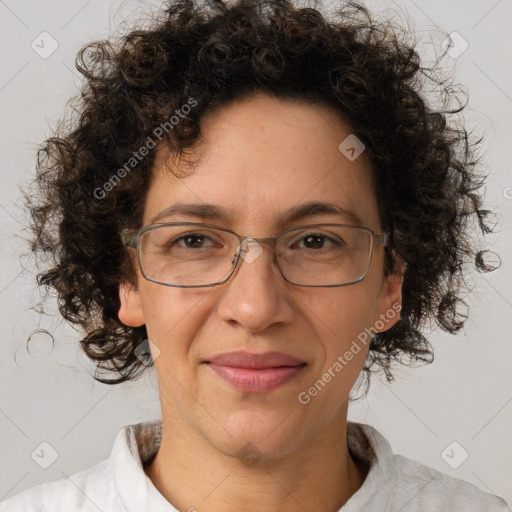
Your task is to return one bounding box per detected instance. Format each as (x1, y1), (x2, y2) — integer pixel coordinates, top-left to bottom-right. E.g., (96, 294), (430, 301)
(118, 281), (145, 327)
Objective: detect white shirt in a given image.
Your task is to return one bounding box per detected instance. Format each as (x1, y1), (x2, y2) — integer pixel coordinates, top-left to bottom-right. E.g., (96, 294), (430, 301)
(1, 419), (508, 511)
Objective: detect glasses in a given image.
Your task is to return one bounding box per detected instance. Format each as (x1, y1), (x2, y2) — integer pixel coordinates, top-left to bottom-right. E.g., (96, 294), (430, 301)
(122, 222), (389, 288)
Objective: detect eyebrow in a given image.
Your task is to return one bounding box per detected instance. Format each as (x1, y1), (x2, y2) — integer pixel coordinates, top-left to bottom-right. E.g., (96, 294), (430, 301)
(149, 201), (365, 228)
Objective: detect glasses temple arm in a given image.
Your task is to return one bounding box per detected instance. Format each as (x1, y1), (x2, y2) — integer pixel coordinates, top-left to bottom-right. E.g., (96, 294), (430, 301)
(121, 229), (138, 248)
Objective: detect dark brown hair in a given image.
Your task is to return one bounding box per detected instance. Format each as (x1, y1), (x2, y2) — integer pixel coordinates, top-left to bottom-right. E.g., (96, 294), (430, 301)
(27, 0), (499, 386)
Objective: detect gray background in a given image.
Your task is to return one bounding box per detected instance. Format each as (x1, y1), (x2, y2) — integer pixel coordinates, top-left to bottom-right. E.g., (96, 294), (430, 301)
(0, 0), (511, 505)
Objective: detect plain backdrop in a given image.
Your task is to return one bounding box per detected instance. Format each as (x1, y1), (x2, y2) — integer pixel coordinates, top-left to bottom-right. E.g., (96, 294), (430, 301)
(0, 0), (511, 505)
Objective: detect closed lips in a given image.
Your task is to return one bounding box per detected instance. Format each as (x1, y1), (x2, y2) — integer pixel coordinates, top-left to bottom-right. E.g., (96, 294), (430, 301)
(203, 351), (306, 369)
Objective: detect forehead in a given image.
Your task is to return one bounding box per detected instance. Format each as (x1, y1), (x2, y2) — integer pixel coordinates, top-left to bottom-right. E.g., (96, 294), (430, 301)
(144, 93), (380, 233)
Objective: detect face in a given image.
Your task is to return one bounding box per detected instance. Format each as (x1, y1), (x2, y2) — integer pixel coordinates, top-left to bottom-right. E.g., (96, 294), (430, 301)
(119, 92), (403, 461)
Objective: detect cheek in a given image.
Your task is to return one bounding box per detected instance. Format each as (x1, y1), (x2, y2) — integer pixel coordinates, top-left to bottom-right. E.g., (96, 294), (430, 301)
(139, 286), (205, 351)
(309, 285), (377, 342)
(142, 283), (194, 344)
(306, 288), (377, 375)
(294, 293), (373, 421)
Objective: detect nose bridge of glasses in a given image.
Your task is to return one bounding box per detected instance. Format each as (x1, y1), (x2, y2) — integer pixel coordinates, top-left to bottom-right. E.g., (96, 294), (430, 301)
(235, 236), (278, 262)
(238, 236), (277, 248)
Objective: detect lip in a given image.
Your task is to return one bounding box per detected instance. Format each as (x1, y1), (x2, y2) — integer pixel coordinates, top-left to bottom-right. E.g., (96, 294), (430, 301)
(202, 351), (306, 393)
(204, 351), (305, 369)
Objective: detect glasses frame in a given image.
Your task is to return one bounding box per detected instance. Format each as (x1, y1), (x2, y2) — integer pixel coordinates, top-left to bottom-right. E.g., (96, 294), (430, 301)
(122, 222), (389, 288)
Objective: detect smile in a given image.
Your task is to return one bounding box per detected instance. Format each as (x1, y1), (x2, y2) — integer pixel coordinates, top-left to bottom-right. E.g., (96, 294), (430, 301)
(204, 363), (306, 393)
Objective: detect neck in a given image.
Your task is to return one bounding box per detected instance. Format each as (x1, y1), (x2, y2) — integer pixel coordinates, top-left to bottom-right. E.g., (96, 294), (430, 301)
(144, 410), (368, 512)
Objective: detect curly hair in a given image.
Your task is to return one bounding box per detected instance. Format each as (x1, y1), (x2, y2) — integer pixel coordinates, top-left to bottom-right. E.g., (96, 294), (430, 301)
(27, 0), (498, 386)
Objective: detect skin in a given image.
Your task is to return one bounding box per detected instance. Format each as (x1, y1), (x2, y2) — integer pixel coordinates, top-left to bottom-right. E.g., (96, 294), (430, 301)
(119, 92), (404, 512)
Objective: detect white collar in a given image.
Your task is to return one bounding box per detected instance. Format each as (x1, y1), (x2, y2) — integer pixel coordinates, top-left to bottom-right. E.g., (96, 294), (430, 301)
(111, 419), (396, 511)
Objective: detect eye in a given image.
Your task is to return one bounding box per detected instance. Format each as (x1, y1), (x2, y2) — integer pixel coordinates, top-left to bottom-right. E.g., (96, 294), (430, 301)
(291, 232), (344, 250)
(174, 233), (217, 249)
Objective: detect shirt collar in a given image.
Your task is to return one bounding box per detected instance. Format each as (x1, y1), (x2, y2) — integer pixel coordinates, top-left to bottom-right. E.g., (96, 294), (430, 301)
(111, 419), (397, 511)
(112, 419), (176, 512)
(342, 421), (398, 510)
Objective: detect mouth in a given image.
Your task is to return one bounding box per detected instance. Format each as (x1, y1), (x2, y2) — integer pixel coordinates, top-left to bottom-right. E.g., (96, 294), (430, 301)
(202, 350), (306, 369)
(202, 351), (307, 393)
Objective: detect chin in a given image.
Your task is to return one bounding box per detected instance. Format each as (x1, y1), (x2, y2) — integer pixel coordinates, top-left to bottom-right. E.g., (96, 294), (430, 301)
(200, 410), (309, 463)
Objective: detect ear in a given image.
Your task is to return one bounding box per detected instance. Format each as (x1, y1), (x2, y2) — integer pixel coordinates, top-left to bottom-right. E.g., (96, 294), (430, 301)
(118, 281), (145, 327)
(372, 258), (406, 333)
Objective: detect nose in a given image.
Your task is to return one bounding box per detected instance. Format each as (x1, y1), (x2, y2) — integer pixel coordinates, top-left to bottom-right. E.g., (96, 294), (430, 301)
(216, 240), (295, 333)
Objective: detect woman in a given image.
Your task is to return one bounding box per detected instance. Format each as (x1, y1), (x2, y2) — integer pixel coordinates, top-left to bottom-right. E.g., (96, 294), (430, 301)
(1, 0), (508, 510)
